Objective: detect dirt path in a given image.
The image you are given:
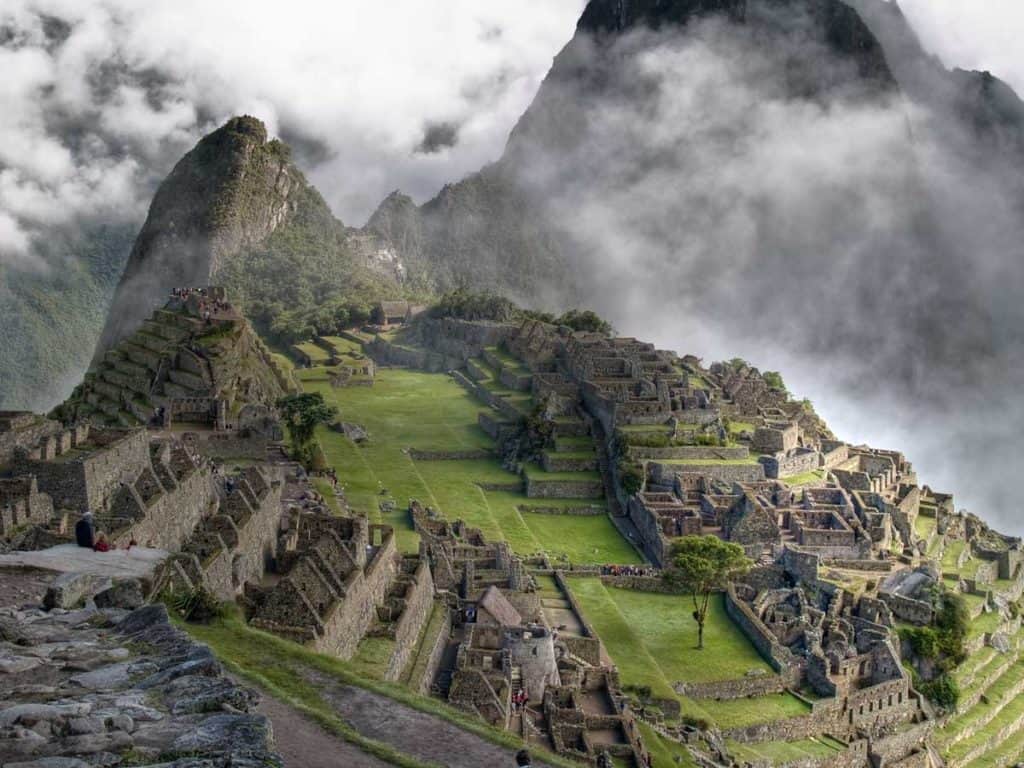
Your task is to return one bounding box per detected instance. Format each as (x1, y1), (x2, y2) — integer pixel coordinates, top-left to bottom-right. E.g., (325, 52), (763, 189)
(305, 668), (553, 768)
(254, 690), (393, 768)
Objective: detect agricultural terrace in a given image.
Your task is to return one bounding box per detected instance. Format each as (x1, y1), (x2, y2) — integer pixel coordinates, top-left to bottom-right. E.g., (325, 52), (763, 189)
(299, 366), (641, 564)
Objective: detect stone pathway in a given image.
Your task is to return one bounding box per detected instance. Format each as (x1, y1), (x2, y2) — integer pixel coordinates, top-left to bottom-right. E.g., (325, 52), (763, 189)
(303, 667), (554, 768)
(254, 688), (392, 768)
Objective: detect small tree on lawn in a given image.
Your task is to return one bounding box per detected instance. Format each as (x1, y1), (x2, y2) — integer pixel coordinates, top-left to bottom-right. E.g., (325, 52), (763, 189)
(664, 535), (752, 650)
(277, 393), (337, 466)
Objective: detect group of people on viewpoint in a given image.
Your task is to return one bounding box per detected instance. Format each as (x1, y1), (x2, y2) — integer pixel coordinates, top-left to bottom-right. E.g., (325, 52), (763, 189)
(599, 563), (657, 577)
(170, 287), (230, 323)
(74, 512), (138, 553)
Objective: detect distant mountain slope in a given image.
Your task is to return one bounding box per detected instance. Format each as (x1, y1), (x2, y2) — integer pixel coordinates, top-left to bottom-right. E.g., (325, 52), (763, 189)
(92, 116), (410, 364)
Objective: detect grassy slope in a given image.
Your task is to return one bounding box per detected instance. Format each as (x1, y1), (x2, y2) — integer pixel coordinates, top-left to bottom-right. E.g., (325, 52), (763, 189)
(567, 577), (810, 730)
(304, 367), (639, 564)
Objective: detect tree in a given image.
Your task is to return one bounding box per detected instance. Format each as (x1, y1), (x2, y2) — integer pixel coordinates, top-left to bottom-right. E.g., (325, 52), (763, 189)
(664, 536), (752, 650)
(276, 393), (337, 464)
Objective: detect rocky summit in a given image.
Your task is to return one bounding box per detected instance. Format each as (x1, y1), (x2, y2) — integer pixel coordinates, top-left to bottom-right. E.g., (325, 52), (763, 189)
(2, 0), (1024, 767)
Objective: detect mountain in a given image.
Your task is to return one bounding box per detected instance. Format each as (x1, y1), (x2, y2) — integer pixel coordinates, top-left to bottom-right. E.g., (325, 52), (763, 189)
(362, 0), (1024, 399)
(92, 116), (412, 364)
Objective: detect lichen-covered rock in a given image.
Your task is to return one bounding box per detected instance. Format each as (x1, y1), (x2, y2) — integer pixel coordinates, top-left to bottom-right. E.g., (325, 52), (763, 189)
(93, 580), (144, 610)
(0, 604), (279, 766)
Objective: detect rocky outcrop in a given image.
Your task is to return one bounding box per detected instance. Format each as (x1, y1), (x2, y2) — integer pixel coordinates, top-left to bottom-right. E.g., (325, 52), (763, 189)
(0, 602), (281, 766)
(93, 117), (303, 360)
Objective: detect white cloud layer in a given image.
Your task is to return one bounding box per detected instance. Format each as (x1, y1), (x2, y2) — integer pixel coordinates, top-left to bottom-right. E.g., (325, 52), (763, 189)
(0, 0), (586, 268)
(1, 0), (1021, 270)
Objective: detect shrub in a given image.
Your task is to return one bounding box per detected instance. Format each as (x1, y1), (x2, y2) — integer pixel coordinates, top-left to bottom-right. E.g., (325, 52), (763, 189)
(163, 586), (227, 624)
(918, 673), (959, 709)
(619, 462), (644, 496)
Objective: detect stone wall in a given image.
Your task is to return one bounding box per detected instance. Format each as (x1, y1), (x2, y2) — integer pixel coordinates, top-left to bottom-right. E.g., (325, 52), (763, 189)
(317, 534), (399, 660)
(525, 476), (604, 499)
(649, 462), (765, 485)
(0, 413), (63, 466)
(675, 673), (786, 700)
(414, 606), (452, 695)
(625, 446), (751, 461)
(724, 585), (798, 676)
(118, 462), (217, 551)
(760, 448), (819, 480)
(15, 429), (151, 512)
(385, 559), (436, 682)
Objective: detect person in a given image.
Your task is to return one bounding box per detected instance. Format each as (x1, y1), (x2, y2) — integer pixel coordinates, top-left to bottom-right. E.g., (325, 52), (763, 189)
(75, 512), (95, 549)
(93, 532), (110, 552)
(515, 749), (532, 768)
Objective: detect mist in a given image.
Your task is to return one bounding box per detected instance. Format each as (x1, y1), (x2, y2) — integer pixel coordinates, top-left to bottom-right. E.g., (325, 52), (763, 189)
(504, 8), (1024, 534)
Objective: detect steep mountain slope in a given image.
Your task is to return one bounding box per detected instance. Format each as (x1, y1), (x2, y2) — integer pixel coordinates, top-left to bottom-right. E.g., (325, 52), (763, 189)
(362, 0), (1024, 409)
(93, 116), (410, 364)
(364, 0), (906, 304)
(0, 223), (136, 411)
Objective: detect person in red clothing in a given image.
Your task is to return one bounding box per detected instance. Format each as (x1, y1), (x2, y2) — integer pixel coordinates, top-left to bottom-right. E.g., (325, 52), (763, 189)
(93, 532), (111, 552)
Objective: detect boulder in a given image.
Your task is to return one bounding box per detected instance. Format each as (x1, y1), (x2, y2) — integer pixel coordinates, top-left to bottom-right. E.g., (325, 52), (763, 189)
(170, 713), (274, 754)
(116, 603), (169, 635)
(42, 574), (110, 611)
(94, 580), (144, 610)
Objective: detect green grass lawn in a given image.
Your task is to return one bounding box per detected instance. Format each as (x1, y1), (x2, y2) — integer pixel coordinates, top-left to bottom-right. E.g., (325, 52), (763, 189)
(781, 469), (826, 485)
(566, 578), (809, 729)
(727, 736), (844, 765)
(349, 636), (396, 680)
(295, 341), (331, 363)
(305, 368), (638, 564)
(637, 721), (696, 768)
(914, 513), (936, 541)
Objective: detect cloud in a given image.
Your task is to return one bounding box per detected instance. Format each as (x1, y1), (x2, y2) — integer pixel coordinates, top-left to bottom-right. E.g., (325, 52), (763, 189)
(0, 0), (585, 268)
(898, 0), (1024, 93)
(502, 7), (1024, 534)
(416, 121), (461, 154)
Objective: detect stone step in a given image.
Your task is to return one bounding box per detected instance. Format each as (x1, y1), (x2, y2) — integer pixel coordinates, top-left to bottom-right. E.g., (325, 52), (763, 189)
(541, 450), (598, 473)
(92, 379), (123, 403)
(99, 367), (149, 397)
(161, 381), (197, 399)
(168, 368), (210, 392)
(133, 330), (170, 354)
(111, 356), (150, 380)
(119, 341), (163, 372)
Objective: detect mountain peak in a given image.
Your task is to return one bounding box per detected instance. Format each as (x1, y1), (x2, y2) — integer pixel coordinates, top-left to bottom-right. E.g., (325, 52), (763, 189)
(91, 116), (304, 360)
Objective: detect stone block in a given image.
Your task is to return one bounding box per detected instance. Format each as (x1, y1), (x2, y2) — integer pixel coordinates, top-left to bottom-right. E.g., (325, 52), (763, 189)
(43, 573), (111, 610)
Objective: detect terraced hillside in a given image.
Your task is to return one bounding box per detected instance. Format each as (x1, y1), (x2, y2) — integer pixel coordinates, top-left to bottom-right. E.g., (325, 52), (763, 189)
(299, 359), (641, 566)
(57, 298), (289, 428)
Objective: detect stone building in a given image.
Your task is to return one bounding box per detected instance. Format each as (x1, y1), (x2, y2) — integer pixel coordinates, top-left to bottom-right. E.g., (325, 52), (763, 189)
(249, 515), (397, 658)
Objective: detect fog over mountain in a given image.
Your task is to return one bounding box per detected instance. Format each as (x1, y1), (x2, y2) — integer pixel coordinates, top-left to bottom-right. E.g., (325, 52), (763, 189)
(3, 0), (1024, 535)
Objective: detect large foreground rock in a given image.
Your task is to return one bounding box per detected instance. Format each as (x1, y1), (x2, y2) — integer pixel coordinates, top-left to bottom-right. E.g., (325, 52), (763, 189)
(0, 602), (281, 766)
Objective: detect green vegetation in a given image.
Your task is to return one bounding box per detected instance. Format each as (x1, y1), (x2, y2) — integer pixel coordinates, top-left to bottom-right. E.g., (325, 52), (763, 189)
(277, 392), (337, 466)
(428, 289), (613, 334)
(727, 736), (844, 765)
(306, 367), (638, 563)
(664, 536), (752, 649)
(901, 591), (969, 709)
(762, 371), (786, 392)
(349, 636), (397, 680)
(782, 469), (826, 485)
(567, 578), (808, 729)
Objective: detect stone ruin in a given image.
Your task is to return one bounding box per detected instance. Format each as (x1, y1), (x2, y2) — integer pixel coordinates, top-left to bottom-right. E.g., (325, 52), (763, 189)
(410, 500), (645, 766)
(57, 288), (287, 432)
